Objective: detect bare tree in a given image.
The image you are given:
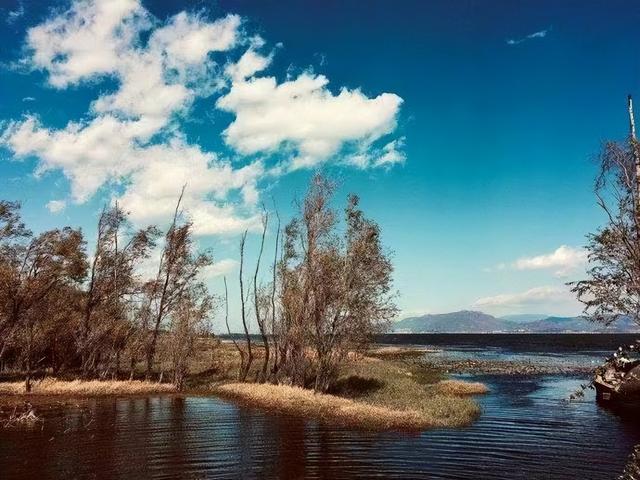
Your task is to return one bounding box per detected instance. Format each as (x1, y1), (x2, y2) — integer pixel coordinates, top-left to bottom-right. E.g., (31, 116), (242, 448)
(168, 283), (214, 391)
(253, 210), (270, 382)
(572, 96), (640, 326)
(80, 205), (158, 377)
(238, 230), (253, 381)
(275, 174), (397, 392)
(269, 205), (281, 381)
(0, 201), (31, 361)
(223, 275), (245, 377)
(144, 189), (212, 378)
(0, 226), (87, 391)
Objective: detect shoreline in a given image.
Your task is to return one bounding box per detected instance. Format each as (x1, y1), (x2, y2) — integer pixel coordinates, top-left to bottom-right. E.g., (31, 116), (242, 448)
(0, 346), (489, 431)
(0, 379), (177, 396)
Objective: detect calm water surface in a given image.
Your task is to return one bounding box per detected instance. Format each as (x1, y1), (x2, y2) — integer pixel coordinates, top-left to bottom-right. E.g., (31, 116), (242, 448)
(2, 334), (640, 479)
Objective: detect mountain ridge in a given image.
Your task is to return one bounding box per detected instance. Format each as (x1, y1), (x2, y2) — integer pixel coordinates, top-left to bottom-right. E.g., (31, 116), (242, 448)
(391, 310), (640, 333)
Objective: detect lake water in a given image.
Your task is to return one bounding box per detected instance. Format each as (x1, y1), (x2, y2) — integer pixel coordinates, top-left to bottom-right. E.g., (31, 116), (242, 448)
(2, 334), (640, 479)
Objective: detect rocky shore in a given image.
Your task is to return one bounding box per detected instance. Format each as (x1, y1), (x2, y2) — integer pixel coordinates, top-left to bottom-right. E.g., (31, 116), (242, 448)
(422, 357), (595, 376)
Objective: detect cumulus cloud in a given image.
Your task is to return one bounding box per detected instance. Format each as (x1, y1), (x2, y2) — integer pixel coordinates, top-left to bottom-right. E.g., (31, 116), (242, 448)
(25, 0), (148, 87)
(514, 245), (587, 277)
(506, 28), (549, 46)
(484, 245), (587, 277)
(116, 140), (263, 234)
(2, 0), (404, 235)
(217, 50), (403, 171)
(473, 285), (581, 315)
(46, 199), (66, 213)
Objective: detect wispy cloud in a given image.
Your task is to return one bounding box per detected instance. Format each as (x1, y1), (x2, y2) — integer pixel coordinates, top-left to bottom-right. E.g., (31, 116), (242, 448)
(46, 199), (66, 213)
(473, 285), (580, 315)
(21, 96), (35, 102)
(506, 28), (550, 46)
(200, 259), (238, 279)
(6, 2), (25, 25)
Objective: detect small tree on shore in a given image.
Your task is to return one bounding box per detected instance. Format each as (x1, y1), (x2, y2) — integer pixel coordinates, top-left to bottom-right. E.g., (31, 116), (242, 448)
(0, 225), (87, 391)
(143, 190), (212, 378)
(80, 204), (158, 377)
(276, 174), (397, 392)
(572, 96), (640, 326)
(168, 283), (214, 391)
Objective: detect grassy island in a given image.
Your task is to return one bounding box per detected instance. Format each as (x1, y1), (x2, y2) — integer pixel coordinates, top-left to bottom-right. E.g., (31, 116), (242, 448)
(208, 344), (487, 431)
(0, 344), (487, 431)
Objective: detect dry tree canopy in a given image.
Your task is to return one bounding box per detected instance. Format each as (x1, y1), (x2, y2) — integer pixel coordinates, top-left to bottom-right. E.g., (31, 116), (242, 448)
(572, 98), (640, 326)
(275, 174), (398, 392)
(0, 174), (395, 394)
(0, 197), (215, 392)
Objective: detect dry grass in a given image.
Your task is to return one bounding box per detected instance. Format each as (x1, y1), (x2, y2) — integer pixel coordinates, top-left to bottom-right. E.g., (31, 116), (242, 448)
(0, 378), (176, 396)
(214, 382), (430, 430)
(213, 356), (487, 431)
(436, 380), (489, 396)
(367, 345), (436, 360)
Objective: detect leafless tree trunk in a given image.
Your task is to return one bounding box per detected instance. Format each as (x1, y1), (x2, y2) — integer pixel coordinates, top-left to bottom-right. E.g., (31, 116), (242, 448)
(146, 187), (185, 379)
(238, 231), (252, 381)
(253, 211), (270, 382)
(269, 206), (281, 382)
(223, 276), (245, 378)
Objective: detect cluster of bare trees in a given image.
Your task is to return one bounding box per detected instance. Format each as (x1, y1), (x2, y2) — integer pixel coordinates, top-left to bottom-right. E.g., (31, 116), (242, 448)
(573, 96), (640, 327)
(0, 194), (214, 391)
(231, 175), (397, 392)
(1, 174), (395, 395)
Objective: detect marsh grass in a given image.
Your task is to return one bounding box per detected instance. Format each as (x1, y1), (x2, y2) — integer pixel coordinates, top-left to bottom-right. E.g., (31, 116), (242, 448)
(0, 379), (176, 396)
(0, 344), (487, 431)
(215, 382), (429, 430)
(436, 380), (489, 396)
(214, 352), (487, 431)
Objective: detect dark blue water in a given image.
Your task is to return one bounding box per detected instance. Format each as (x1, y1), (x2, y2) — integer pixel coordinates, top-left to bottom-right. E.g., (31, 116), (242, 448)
(1, 334), (639, 479)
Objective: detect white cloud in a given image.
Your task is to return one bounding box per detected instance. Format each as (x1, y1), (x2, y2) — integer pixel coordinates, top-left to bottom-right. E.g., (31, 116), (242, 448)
(46, 199), (66, 213)
(21, 96), (35, 102)
(2, 0), (253, 234)
(2, 0), (405, 236)
(201, 258), (238, 279)
(473, 285), (580, 315)
(217, 51), (403, 170)
(225, 48), (272, 82)
(25, 0), (149, 88)
(116, 139), (263, 234)
(514, 245), (587, 277)
(149, 12), (240, 69)
(506, 29), (549, 46)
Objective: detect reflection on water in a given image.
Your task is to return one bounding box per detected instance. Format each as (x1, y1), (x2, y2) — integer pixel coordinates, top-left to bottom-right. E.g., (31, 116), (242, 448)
(2, 335), (640, 479)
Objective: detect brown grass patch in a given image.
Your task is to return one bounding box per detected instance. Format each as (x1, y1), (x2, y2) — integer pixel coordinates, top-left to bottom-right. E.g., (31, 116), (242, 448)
(435, 380), (489, 396)
(0, 379), (176, 396)
(214, 382), (430, 430)
(367, 346), (436, 360)
(213, 356), (485, 431)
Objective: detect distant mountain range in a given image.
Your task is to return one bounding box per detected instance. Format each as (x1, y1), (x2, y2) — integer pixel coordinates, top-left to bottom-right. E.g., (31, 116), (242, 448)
(391, 310), (640, 333)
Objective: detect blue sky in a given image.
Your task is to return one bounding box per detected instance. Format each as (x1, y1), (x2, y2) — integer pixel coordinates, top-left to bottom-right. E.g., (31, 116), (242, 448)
(1, 0), (639, 330)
